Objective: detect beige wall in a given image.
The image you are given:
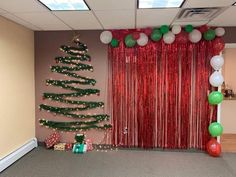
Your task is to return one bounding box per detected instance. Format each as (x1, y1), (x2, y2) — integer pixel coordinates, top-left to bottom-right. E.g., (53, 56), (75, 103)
(0, 17), (35, 158)
(221, 48), (236, 134)
(221, 100), (236, 134)
(223, 48), (236, 91)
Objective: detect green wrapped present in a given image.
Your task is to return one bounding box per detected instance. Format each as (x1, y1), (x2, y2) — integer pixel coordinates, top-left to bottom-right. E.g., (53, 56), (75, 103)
(73, 143), (87, 154)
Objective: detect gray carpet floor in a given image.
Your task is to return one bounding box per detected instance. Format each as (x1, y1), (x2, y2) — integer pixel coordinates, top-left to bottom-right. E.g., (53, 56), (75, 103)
(1, 147), (236, 177)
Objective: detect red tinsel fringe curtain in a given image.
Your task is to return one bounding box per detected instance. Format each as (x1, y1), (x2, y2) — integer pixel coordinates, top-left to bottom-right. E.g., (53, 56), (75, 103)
(108, 33), (217, 150)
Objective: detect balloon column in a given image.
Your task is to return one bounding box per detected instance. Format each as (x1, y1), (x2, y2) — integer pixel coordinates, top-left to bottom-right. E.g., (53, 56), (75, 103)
(100, 25), (225, 48)
(207, 52), (225, 157)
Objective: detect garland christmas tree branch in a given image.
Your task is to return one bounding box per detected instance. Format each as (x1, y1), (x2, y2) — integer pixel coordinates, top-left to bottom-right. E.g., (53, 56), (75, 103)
(55, 55), (91, 62)
(43, 92), (104, 107)
(53, 61), (93, 71)
(46, 79), (93, 86)
(51, 66), (96, 85)
(60, 45), (88, 56)
(39, 104), (109, 119)
(73, 39), (88, 50)
(43, 97), (104, 108)
(39, 119), (112, 131)
(40, 118), (107, 126)
(43, 87), (99, 98)
(46, 79), (97, 91)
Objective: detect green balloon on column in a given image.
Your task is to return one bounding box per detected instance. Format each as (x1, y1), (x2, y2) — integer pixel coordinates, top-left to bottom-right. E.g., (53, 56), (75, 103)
(209, 122), (223, 137)
(111, 38), (119, 47)
(125, 34), (136, 47)
(160, 25), (169, 34)
(204, 29), (216, 41)
(208, 91), (223, 105)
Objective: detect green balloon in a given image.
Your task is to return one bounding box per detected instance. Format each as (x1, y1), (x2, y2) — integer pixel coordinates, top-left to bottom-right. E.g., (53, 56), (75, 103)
(125, 34), (136, 47)
(184, 24), (193, 33)
(204, 29), (216, 41)
(125, 34), (132, 41)
(151, 29), (162, 41)
(160, 25), (169, 34)
(208, 91), (223, 105)
(111, 38), (119, 47)
(209, 122), (223, 137)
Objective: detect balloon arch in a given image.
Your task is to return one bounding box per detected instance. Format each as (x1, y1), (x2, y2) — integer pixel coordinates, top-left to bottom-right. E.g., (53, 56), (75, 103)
(100, 24), (225, 47)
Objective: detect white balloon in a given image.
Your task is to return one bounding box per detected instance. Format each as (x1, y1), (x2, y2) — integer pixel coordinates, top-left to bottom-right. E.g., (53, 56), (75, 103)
(137, 33), (148, 46)
(163, 31), (175, 44)
(100, 31), (112, 44)
(215, 27), (225, 37)
(171, 25), (181, 35)
(209, 71), (224, 87)
(210, 55), (224, 70)
(189, 29), (202, 43)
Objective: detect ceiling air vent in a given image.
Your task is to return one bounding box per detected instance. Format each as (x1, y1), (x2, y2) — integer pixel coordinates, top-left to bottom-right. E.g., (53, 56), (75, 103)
(175, 7), (226, 22)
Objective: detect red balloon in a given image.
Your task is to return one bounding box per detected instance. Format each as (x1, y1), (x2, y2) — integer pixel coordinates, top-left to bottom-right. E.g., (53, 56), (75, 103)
(206, 138), (221, 157)
(144, 28), (152, 36)
(198, 25), (209, 33)
(132, 32), (140, 40)
(212, 37), (225, 54)
(175, 31), (188, 44)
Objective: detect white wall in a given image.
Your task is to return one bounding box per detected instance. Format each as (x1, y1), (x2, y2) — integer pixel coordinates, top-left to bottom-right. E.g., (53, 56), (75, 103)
(0, 16), (35, 158)
(221, 100), (236, 134)
(221, 47), (236, 134)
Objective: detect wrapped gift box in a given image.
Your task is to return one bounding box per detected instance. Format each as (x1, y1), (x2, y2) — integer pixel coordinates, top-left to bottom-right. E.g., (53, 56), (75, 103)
(85, 139), (93, 151)
(54, 143), (66, 151)
(65, 143), (73, 150)
(73, 143), (87, 154)
(45, 132), (60, 148)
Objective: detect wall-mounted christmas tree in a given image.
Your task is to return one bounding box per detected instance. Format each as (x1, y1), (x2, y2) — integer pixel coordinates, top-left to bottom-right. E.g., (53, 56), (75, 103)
(39, 38), (112, 132)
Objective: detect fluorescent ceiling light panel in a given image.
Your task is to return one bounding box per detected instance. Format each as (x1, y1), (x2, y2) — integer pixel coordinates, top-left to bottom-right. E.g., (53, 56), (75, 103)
(38, 0), (89, 11)
(138, 0), (184, 8)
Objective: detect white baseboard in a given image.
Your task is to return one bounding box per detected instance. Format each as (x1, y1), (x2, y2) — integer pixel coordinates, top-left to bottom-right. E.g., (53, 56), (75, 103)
(0, 138), (38, 172)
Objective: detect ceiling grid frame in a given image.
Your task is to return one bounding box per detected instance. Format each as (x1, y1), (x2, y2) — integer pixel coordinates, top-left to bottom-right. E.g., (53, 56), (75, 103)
(0, 0), (235, 30)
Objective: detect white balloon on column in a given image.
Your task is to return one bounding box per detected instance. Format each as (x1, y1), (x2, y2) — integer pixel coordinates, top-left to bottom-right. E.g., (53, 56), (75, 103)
(209, 71), (224, 87)
(210, 55), (224, 70)
(215, 27), (225, 37)
(137, 33), (148, 46)
(100, 31), (113, 44)
(163, 31), (175, 44)
(189, 29), (202, 43)
(171, 25), (181, 35)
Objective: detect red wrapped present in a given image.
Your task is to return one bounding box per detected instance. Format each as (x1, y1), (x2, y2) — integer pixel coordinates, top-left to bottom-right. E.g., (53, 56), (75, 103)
(45, 132), (60, 148)
(85, 139), (93, 151)
(65, 143), (73, 150)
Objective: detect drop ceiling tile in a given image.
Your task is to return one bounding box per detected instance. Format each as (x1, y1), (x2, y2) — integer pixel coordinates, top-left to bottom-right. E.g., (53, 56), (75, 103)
(0, 0), (48, 13)
(208, 6), (236, 26)
(1, 13), (42, 30)
(53, 11), (102, 30)
(183, 0), (235, 8)
(172, 20), (209, 26)
(14, 12), (71, 30)
(0, 8), (8, 14)
(94, 10), (135, 29)
(137, 9), (180, 28)
(86, 0), (136, 10)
